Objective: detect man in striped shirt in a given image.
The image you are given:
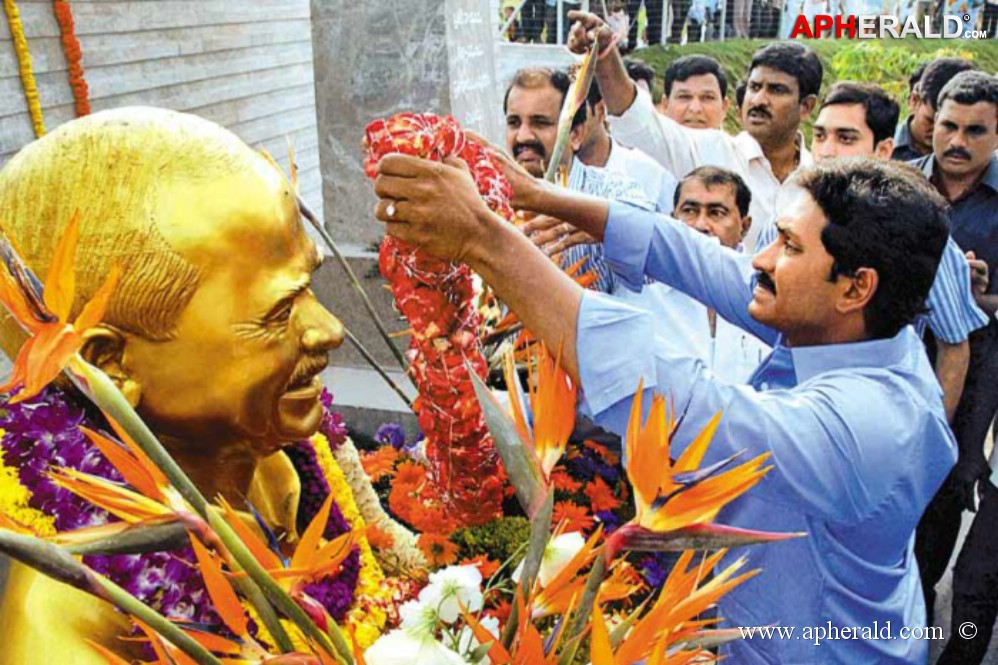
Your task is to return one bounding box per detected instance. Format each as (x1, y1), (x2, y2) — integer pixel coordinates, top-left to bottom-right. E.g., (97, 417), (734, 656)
(503, 67), (651, 294)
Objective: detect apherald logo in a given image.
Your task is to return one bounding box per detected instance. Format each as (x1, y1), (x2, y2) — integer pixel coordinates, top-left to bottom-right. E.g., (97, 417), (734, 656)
(789, 14), (986, 39)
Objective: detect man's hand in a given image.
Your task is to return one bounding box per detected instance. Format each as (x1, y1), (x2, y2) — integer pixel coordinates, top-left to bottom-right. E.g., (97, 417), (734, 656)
(967, 251), (989, 297)
(373, 154), (498, 263)
(522, 215), (598, 257)
(952, 456), (992, 512)
(566, 10), (614, 56)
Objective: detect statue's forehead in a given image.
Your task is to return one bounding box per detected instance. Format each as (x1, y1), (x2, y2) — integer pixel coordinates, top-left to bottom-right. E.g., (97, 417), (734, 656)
(152, 162), (306, 271)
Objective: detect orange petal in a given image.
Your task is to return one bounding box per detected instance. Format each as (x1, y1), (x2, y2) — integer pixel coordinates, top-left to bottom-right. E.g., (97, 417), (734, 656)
(291, 493), (334, 571)
(80, 427), (164, 501)
(50, 468), (169, 523)
(14, 323), (80, 402)
(0, 267), (40, 332)
(44, 212), (80, 323)
(216, 496), (283, 571)
(74, 263), (122, 333)
(673, 411), (722, 473)
(590, 603), (617, 665)
(104, 418), (171, 494)
(181, 627), (244, 655)
(85, 640), (132, 665)
(189, 536), (249, 637)
(461, 605), (512, 664)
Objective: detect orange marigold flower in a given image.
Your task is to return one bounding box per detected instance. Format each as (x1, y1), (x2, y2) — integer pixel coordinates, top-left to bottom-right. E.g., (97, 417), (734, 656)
(584, 476), (621, 513)
(365, 522), (396, 550)
(553, 500), (594, 533)
(417, 533), (459, 568)
(361, 446), (401, 481)
(394, 460), (427, 487)
(551, 467), (582, 494)
(583, 438), (620, 466)
(460, 554), (500, 580)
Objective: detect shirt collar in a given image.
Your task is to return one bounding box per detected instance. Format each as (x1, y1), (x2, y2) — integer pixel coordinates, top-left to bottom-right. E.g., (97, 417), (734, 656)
(789, 326), (919, 385)
(920, 152), (998, 195)
(733, 131), (811, 171)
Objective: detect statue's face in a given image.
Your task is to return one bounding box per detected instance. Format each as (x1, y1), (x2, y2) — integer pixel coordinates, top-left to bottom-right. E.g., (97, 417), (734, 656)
(120, 158), (344, 456)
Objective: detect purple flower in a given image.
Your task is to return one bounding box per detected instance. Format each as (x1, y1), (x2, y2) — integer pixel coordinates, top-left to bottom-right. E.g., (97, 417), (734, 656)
(319, 388), (349, 448)
(0, 386), (362, 639)
(375, 422), (406, 450)
(594, 510), (621, 533)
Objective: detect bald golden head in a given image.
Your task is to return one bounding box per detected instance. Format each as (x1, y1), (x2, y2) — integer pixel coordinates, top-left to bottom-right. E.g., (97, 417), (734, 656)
(0, 106), (276, 357)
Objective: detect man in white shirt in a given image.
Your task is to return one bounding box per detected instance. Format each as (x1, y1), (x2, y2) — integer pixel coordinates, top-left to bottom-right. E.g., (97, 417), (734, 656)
(621, 166), (770, 383)
(659, 55), (730, 130)
(566, 10), (820, 252)
(573, 81), (678, 213)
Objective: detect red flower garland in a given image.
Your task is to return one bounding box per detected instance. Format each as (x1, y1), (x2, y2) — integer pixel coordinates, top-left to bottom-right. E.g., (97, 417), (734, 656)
(52, 0), (90, 117)
(364, 113), (511, 529)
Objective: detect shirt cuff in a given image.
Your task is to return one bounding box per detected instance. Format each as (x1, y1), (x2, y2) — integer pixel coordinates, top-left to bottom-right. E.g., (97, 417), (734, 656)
(576, 290), (658, 417)
(607, 85), (658, 147)
(603, 201), (657, 290)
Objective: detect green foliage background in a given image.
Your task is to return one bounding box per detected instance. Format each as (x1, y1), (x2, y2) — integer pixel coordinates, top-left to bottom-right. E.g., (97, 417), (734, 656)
(630, 39), (998, 137)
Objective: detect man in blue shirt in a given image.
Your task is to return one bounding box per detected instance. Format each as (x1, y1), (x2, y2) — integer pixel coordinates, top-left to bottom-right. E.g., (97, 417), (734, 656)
(911, 71), (998, 665)
(371, 154), (957, 663)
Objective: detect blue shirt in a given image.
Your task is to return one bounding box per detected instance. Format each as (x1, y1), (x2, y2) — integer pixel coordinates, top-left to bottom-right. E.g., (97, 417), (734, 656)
(561, 158), (652, 294)
(755, 204), (986, 344)
(892, 117), (925, 163)
(577, 203), (957, 664)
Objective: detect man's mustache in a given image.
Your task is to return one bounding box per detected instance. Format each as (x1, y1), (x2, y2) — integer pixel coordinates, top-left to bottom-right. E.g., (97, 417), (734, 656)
(747, 106), (771, 119)
(513, 141), (547, 160)
(943, 147), (972, 161)
(755, 271), (776, 295)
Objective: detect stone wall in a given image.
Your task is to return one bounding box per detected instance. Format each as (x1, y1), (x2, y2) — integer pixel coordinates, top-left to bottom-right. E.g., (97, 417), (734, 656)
(0, 0), (324, 219)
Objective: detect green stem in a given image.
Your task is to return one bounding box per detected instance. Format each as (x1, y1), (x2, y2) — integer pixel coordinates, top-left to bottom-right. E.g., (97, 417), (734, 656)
(501, 491), (553, 649)
(297, 197), (410, 374)
(0, 530), (222, 665)
(556, 552), (606, 665)
(94, 576), (224, 665)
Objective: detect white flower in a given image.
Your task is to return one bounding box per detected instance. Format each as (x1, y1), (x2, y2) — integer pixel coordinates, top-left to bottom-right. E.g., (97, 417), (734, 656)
(399, 599), (439, 636)
(364, 629), (467, 665)
(512, 531), (585, 588)
(418, 564), (484, 624)
(456, 615), (501, 664)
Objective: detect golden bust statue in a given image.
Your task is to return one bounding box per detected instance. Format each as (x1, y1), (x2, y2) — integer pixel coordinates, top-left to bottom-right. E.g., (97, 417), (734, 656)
(0, 107), (418, 663)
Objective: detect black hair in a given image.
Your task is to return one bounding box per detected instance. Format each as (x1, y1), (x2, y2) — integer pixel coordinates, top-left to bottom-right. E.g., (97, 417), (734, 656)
(503, 67), (588, 129)
(820, 81), (900, 145)
(794, 159), (949, 339)
(673, 166), (752, 218)
(735, 81), (746, 110)
(937, 70), (998, 112)
(624, 58), (656, 89)
(587, 78), (603, 108)
(664, 55), (729, 98)
(748, 42), (823, 100)
(920, 58), (977, 110)
(908, 61), (928, 95)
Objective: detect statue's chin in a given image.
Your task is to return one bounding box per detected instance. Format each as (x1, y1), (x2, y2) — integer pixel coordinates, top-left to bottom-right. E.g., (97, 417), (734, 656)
(273, 379), (326, 442)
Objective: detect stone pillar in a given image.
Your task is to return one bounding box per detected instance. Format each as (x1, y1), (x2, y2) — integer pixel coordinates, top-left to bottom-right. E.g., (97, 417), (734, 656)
(308, 0), (503, 436)
(310, 0), (503, 248)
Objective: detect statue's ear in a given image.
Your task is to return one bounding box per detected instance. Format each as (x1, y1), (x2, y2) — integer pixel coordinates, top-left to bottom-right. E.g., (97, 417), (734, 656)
(79, 325), (141, 407)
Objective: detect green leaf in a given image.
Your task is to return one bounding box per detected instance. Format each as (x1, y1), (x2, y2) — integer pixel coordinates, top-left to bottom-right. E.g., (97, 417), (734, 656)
(469, 368), (547, 518)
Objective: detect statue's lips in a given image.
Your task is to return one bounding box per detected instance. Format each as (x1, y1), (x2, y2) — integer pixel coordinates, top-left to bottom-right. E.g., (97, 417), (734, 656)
(281, 375), (322, 401)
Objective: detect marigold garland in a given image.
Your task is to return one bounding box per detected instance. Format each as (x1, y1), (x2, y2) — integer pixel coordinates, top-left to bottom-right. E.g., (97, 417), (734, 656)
(363, 113), (512, 529)
(3, 0), (46, 136)
(310, 432), (393, 648)
(52, 0), (90, 117)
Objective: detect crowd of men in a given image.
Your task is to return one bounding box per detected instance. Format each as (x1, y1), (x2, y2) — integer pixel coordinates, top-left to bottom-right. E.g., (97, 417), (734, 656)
(371, 10), (997, 664)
